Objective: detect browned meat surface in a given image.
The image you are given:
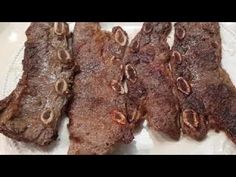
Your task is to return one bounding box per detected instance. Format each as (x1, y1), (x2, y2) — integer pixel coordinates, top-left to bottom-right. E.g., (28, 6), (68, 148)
(170, 22), (236, 143)
(123, 22), (181, 140)
(0, 22), (75, 146)
(68, 22), (133, 155)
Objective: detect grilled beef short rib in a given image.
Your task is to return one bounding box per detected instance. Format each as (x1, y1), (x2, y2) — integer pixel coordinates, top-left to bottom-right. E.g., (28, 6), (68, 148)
(123, 22), (181, 140)
(68, 22), (133, 154)
(0, 22), (75, 146)
(170, 22), (236, 143)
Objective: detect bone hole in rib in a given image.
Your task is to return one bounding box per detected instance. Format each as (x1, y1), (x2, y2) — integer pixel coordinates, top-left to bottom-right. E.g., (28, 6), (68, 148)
(177, 77), (191, 95)
(55, 79), (67, 94)
(114, 112), (122, 120)
(125, 64), (137, 83)
(112, 110), (126, 125)
(58, 49), (71, 62)
(41, 109), (54, 124)
(43, 110), (52, 120)
(111, 80), (124, 94)
(54, 22), (65, 35)
(183, 109), (199, 129)
(172, 51), (182, 63)
(115, 29), (126, 46)
(143, 22), (153, 34)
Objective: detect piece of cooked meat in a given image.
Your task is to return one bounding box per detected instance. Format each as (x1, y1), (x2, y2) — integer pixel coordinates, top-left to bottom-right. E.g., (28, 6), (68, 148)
(123, 22), (181, 140)
(68, 22), (134, 155)
(170, 22), (236, 142)
(0, 22), (75, 146)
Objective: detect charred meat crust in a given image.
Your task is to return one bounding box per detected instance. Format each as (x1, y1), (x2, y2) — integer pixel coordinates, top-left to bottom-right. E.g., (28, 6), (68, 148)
(68, 22), (133, 155)
(0, 22), (75, 146)
(170, 22), (236, 142)
(123, 22), (181, 140)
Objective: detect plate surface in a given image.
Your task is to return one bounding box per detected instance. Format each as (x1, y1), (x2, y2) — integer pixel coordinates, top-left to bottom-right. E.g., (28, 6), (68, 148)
(0, 22), (236, 154)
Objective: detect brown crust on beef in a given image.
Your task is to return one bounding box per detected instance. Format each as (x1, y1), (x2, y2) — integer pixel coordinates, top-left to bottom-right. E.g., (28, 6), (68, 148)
(170, 22), (236, 142)
(0, 22), (75, 146)
(68, 23), (133, 155)
(123, 22), (181, 140)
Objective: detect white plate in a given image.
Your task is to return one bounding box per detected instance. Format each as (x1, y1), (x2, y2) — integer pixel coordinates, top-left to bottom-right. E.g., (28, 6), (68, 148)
(0, 22), (236, 154)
